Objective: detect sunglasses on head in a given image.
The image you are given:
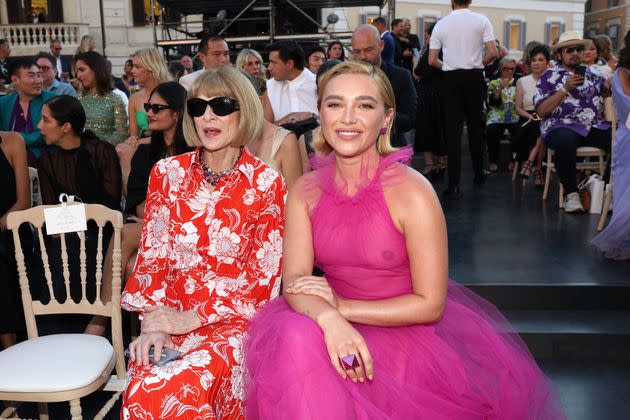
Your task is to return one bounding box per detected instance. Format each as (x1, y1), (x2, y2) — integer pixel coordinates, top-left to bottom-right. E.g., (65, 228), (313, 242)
(563, 46), (584, 54)
(187, 97), (240, 118)
(143, 103), (172, 114)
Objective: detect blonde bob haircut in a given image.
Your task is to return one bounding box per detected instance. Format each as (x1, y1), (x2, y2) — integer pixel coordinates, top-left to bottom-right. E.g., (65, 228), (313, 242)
(183, 66), (264, 148)
(132, 48), (172, 84)
(313, 61), (397, 156)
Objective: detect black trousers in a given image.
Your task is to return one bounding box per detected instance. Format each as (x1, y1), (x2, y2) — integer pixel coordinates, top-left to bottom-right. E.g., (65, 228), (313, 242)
(443, 69), (485, 187)
(544, 127), (611, 194)
(486, 123), (519, 165)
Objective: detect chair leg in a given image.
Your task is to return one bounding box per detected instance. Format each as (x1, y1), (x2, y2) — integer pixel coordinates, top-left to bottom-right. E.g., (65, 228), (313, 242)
(559, 183), (564, 209)
(69, 399), (82, 420)
(597, 186), (613, 231)
(512, 161), (519, 182)
(543, 164), (552, 200)
(38, 402), (49, 420)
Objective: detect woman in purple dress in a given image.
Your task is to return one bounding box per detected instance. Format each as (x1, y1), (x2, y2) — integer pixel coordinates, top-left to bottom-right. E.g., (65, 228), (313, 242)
(593, 31), (630, 260)
(244, 61), (566, 419)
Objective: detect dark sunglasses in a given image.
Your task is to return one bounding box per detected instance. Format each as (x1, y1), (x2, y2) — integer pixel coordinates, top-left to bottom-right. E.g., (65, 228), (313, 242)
(144, 103), (172, 114)
(187, 97), (240, 118)
(563, 46), (584, 54)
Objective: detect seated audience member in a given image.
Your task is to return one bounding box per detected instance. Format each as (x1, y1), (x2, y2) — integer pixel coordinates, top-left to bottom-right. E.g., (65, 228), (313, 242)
(86, 82), (191, 335)
(486, 56), (520, 172)
(241, 71), (302, 188)
(75, 51), (128, 145)
(519, 41), (543, 75)
(534, 31), (611, 213)
(0, 39), (11, 88)
(122, 59), (138, 92)
(0, 58), (56, 166)
(593, 30), (630, 259)
(34, 95), (121, 303)
(236, 48), (267, 94)
(263, 40), (319, 126)
(583, 36), (613, 81)
(36, 52), (76, 96)
(594, 34), (618, 70)
(179, 35), (230, 90)
(327, 40), (346, 61)
(180, 54), (194, 74)
(515, 45), (550, 186)
(0, 131), (30, 349)
(298, 59), (342, 172)
(168, 61), (186, 82)
(49, 38), (71, 81)
(106, 59), (130, 101)
(120, 66), (286, 418)
(306, 46), (327, 75)
(414, 22), (446, 178)
(244, 61), (565, 420)
(351, 24), (417, 147)
(117, 48), (171, 194)
(75, 35), (96, 56)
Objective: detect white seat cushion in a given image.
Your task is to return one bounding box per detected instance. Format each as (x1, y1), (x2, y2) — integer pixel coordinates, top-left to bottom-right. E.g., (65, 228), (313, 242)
(0, 334), (114, 392)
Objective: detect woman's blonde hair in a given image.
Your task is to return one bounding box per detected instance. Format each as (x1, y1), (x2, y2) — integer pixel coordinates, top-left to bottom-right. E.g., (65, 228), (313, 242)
(183, 66), (264, 148)
(132, 48), (172, 84)
(236, 49), (267, 88)
(313, 61), (396, 155)
(75, 35), (95, 55)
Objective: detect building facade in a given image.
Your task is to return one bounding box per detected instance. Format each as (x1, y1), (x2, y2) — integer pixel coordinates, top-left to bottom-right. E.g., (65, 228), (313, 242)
(325, 0), (588, 58)
(584, 0), (628, 50)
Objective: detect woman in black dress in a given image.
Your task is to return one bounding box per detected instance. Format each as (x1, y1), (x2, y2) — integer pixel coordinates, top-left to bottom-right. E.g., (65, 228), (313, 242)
(0, 132), (30, 348)
(414, 23), (447, 178)
(34, 95), (121, 312)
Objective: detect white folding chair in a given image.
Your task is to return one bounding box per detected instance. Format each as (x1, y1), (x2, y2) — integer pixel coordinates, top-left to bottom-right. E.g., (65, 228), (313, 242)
(598, 97), (618, 230)
(0, 204), (125, 420)
(27, 167), (42, 207)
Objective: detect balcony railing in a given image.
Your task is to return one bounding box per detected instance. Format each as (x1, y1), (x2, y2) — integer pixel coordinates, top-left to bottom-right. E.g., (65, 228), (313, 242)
(0, 23), (89, 56)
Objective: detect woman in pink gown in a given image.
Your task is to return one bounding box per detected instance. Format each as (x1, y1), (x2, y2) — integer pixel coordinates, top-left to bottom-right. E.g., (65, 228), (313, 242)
(244, 61), (565, 419)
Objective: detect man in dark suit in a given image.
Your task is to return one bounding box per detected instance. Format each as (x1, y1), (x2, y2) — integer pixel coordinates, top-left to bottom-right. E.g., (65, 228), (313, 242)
(351, 24), (417, 147)
(50, 38), (72, 80)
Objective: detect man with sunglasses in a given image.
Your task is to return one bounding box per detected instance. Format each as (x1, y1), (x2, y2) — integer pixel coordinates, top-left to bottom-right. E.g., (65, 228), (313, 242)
(49, 38), (71, 81)
(179, 34), (230, 90)
(534, 31), (611, 213)
(35, 52), (76, 96)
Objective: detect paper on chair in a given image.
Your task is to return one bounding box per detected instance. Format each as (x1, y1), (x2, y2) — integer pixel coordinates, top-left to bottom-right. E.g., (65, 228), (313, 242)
(44, 203), (88, 235)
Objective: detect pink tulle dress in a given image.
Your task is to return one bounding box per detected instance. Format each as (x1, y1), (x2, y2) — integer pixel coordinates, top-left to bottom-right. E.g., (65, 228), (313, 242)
(244, 147), (566, 419)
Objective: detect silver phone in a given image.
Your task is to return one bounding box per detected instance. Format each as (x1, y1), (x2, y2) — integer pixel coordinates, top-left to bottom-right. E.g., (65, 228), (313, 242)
(124, 346), (183, 366)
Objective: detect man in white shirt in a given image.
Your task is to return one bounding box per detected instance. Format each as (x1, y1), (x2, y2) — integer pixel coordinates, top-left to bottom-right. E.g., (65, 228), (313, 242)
(179, 35), (230, 90)
(429, 0), (497, 199)
(263, 40), (318, 126)
(49, 38), (71, 81)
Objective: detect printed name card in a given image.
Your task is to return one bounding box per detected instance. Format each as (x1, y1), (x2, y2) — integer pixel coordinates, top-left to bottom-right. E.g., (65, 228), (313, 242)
(44, 194), (87, 235)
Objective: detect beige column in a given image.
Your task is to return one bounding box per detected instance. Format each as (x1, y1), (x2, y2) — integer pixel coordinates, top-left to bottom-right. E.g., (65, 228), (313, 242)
(0, 0), (9, 25)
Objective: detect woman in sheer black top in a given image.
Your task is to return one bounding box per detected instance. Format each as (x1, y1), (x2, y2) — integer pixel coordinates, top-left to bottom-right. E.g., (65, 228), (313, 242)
(33, 95), (121, 313)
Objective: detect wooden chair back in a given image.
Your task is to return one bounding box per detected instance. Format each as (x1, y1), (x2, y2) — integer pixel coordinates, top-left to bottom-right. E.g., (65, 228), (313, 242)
(6, 203), (125, 379)
(27, 167), (42, 207)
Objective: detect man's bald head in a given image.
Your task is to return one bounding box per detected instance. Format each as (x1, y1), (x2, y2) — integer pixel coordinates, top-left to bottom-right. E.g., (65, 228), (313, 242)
(351, 24), (383, 67)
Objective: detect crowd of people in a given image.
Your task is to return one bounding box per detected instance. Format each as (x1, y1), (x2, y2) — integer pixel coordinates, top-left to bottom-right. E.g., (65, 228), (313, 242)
(0, 0), (629, 418)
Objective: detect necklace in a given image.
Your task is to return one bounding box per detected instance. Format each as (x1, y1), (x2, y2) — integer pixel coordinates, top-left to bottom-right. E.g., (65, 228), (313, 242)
(199, 146), (243, 186)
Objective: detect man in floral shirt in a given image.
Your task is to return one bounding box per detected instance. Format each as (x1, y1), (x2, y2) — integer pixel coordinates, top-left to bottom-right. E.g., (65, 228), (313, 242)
(534, 31), (611, 213)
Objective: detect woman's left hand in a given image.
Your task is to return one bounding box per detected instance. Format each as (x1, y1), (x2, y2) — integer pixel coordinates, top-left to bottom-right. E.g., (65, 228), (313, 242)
(141, 306), (202, 335)
(285, 276), (341, 309)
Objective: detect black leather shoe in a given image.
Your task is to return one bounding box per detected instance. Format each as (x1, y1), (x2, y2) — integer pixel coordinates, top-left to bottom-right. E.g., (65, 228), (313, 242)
(474, 173), (487, 185)
(443, 186), (462, 200)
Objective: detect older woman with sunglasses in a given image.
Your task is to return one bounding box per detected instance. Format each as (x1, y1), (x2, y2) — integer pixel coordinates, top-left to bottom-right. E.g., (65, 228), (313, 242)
(485, 56), (520, 172)
(120, 66), (286, 419)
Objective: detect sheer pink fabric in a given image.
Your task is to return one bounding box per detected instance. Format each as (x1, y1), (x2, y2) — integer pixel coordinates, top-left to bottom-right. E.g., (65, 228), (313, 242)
(245, 147), (565, 419)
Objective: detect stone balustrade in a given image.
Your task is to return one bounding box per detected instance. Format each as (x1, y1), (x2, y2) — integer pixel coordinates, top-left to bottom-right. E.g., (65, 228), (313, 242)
(0, 23), (89, 56)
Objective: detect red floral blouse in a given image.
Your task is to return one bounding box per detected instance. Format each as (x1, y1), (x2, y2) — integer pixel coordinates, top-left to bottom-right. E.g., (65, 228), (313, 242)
(121, 146), (286, 325)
